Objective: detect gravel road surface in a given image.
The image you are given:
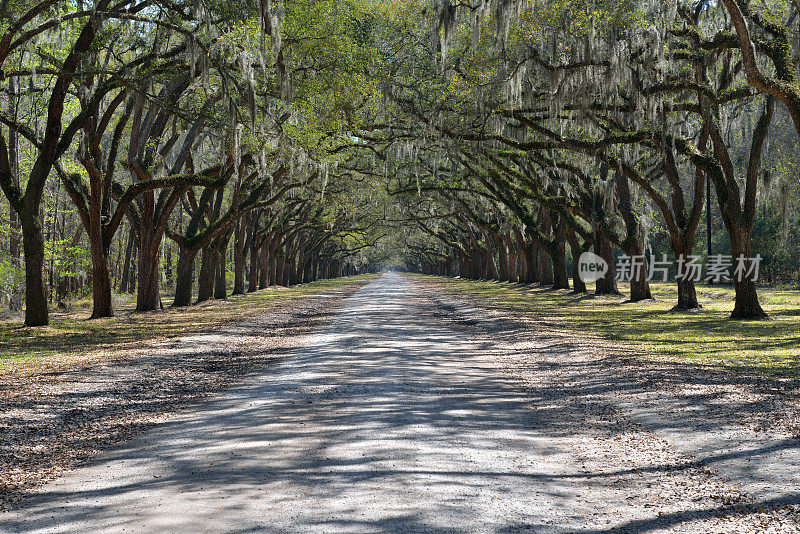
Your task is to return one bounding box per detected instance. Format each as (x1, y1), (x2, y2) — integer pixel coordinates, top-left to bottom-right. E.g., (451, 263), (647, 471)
(1, 273), (798, 533)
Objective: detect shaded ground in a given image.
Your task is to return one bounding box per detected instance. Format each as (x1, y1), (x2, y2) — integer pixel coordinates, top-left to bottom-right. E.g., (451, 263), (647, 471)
(408, 275), (800, 372)
(418, 276), (800, 531)
(1, 273), (798, 532)
(0, 276), (377, 373)
(0, 278), (371, 509)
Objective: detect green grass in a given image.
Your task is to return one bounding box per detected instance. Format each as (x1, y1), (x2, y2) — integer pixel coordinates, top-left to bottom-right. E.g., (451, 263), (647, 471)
(0, 275), (376, 376)
(412, 275), (800, 376)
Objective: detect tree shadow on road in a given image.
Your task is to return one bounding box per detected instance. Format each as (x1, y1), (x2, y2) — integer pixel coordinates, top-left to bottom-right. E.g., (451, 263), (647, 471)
(2, 277), (799, 532)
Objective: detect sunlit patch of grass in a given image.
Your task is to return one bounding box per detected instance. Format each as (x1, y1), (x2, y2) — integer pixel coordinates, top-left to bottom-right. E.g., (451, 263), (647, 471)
(0, 275), (376, 376)
(412, 275), (800, 376)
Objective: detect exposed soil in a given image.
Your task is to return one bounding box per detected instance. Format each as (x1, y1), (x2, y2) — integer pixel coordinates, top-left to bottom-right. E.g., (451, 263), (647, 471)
(0, 281), (367, 510)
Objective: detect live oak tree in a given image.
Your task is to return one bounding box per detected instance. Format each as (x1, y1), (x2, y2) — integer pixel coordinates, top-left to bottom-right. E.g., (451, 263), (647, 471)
(0, 0), (120, 325)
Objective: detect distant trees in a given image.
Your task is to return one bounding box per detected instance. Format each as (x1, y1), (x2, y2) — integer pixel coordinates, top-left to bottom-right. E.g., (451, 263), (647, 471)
(368, 0), (799, 319)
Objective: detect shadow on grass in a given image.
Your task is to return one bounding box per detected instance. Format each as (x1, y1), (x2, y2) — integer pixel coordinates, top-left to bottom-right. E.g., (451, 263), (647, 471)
(415, 275), (800, 375)
(0, 276), (376, 371)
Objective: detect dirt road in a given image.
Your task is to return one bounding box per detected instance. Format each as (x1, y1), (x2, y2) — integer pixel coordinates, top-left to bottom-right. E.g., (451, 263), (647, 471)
(2, 273), (798, 533)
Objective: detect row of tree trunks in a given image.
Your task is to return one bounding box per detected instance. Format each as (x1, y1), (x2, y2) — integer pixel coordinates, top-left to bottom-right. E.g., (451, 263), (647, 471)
(171, 222), (364, 307)
(417, 218), (575, 290)
(417, 211), (729, 315)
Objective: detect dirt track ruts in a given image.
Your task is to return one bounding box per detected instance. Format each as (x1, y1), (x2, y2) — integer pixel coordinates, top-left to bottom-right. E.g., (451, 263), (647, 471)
(1, 273), (798, 533)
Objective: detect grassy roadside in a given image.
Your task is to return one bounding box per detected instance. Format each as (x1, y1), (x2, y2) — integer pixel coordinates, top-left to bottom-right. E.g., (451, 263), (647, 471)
(411, 274), (800, 376)
(0, 275), (377, 377)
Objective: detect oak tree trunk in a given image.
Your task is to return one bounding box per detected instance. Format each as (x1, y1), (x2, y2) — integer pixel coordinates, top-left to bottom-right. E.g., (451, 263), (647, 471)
(196, 246), (216, 303)
(136, 215), (162, 312)
(233, 218), (246, 295)
(89, 241), (113, 318)
(672, 241), (701, 310)
(21, 213), (49, 326)
(120, 228), (134, 292)
(526, 240), (540, 283)
(172, 245), (196, 307)
(676, 278), (700, 311)
(594, 231), (620, 296)
(567, 230), (587, 294)
(730, 230), (768, 320)
(496, 233), (510, 281)
(259, 240), (270, 289)
(539, 248), (554, 286)
(248, 243), (259, 293)
(625, 240), (653, 302)
(214, 240), (227, 300)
